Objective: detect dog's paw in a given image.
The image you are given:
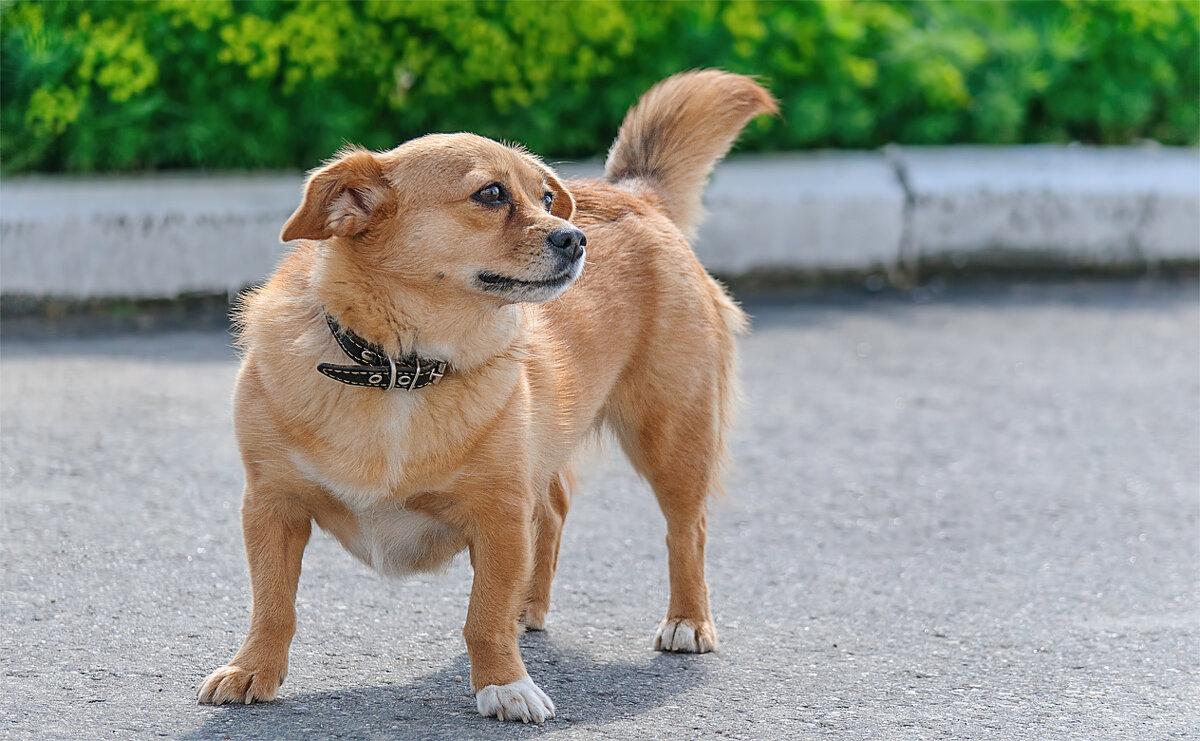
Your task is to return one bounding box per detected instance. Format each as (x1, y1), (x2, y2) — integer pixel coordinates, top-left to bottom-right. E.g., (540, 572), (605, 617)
(475, 676), (555, 723)
(198, 663), (285, 705)
(521, 607), (548, 632)
(654, 617), (718, 653)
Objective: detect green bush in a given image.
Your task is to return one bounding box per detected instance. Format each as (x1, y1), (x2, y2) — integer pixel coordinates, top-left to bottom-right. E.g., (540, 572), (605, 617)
(2, 0), (1196, 174)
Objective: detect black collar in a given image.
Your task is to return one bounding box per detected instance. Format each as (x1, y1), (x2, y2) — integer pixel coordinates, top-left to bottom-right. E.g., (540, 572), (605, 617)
(318, 313), (448, 391)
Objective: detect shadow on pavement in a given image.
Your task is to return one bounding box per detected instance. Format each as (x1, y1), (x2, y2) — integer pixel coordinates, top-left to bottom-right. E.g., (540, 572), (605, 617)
(184, 633), (710, 740)
(3, 279), (1195, 354)
(741, 277), (1200, 330)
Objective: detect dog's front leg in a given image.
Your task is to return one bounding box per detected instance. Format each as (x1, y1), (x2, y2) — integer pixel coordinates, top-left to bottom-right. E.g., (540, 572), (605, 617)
(464, 501), (555, 723)
(199, 488), (311, 704)
(523, 471), (570, 630)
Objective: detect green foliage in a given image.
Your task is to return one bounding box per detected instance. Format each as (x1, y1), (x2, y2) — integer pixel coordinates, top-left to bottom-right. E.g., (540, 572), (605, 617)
(2, 0), (1197, 174)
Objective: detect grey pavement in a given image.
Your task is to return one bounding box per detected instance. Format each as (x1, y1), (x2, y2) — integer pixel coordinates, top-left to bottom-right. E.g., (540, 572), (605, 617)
(2, 281), (1198, 740)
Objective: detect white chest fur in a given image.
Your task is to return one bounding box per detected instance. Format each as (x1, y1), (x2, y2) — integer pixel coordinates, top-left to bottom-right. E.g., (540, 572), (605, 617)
(287, 395), (457, 578)
(290, 453), (459, 577)
(342, 499), (457, 578)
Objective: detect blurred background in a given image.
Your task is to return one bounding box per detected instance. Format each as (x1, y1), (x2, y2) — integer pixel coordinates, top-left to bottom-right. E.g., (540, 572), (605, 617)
(3, 0), (1197, 175)
(5, 0), (1197, 308)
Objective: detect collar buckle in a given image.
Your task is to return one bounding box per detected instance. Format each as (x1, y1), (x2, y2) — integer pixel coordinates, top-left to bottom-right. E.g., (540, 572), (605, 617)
(320, 313), (449, 392)
(385, 354), (398, 391)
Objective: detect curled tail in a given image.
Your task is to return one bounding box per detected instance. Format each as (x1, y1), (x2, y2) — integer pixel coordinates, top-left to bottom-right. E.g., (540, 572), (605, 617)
(603, 69), (778, 241)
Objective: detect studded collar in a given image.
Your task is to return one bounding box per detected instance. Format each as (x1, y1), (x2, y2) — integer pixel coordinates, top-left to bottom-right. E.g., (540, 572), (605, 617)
(318, 313), (448, 391)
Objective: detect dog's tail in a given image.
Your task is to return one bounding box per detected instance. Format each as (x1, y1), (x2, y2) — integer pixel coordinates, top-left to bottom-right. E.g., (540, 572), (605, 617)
(603, 69), (778, 241)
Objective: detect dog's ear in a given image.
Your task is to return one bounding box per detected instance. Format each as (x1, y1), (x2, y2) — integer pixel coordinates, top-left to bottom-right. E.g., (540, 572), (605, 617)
(544, 167), (575, 222)
(523, 156), (575, 222)
(281, 148), (392, 242)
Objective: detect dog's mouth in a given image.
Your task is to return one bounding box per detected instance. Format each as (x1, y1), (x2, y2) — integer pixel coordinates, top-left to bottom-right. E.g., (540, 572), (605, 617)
(476, 267), (576, 291)
(474, 257), (584, 303)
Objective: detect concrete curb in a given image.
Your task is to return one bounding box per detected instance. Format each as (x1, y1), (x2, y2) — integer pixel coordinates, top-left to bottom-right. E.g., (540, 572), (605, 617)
(2, 146), (1196, 300)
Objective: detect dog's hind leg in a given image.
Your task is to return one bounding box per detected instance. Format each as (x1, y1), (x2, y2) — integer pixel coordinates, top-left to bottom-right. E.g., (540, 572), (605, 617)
(523, 470), (572, 630)
(608, 373), (729, 654)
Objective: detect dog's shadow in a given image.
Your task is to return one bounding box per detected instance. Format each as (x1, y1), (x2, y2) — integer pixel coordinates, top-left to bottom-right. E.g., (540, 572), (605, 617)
(185, 632), (710, 740)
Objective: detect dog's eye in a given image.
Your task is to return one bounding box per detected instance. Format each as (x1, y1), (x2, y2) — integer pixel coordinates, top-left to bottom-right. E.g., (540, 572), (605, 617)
(473, 183), (507, 205)
(542, 192), (554, 211)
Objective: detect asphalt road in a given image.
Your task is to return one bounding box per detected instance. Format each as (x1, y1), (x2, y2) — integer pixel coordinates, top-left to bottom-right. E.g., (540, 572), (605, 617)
(2, 281), (1197, 740)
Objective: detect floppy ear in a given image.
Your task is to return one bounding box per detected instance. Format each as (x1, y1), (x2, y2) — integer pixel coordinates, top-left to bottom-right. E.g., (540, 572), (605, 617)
(281, 148), (392, 242)
(543, 167), (575, 222)
(522, 156), (575, 222)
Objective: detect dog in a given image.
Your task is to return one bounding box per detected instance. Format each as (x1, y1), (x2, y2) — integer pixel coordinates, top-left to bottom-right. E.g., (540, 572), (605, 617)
(198, 69), (776, 722)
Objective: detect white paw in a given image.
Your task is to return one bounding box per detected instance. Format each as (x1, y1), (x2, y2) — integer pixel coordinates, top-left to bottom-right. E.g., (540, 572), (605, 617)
(475, 676), (555, 723)
(654, 617), (717, 653)
(521, 608), (547, 631)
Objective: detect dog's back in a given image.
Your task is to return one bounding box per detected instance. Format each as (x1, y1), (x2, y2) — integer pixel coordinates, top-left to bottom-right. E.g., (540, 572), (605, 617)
(541, 71), (776, 474)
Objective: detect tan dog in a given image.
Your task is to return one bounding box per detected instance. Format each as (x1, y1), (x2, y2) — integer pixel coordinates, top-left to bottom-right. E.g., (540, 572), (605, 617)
(198, 70), (776, 722)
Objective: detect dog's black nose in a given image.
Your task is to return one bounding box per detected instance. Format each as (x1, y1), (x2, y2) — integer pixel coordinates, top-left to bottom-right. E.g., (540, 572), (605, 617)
(547, 227), (587, 261)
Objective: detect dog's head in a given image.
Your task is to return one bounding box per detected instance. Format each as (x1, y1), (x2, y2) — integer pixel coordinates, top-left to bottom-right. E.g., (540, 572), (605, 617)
(281, 134), (585, 305)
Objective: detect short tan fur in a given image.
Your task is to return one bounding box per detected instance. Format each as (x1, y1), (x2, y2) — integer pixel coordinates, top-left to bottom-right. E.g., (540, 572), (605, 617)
(199, 70), (776, 723)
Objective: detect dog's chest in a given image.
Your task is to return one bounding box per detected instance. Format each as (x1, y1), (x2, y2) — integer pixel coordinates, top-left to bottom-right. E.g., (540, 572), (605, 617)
(293, 455), (462, 577)
(341, 501), (458, 578)
(299, 392), (421, 502)
(289, 394), (460, 576)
